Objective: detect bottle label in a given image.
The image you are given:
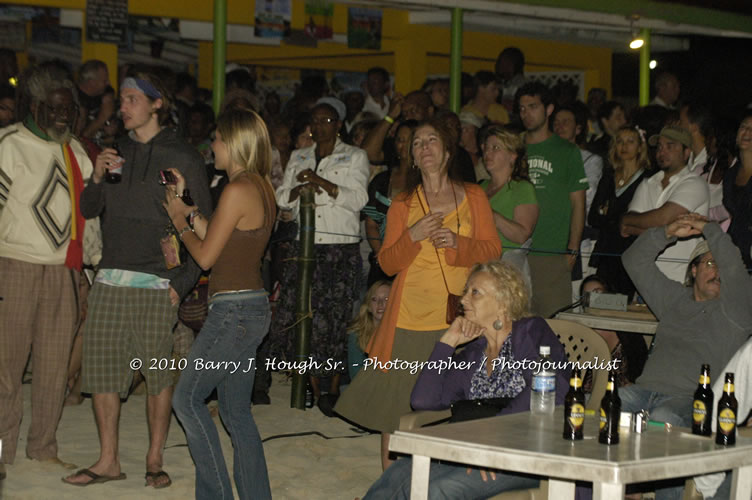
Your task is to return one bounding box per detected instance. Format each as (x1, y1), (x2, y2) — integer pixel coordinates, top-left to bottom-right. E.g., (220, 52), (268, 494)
(599, 408), (607, 430)
(723, 383), (734, 393)
(692, 400), (708, 423)
(570, 377), (582, 389)
(698, 375), (709, 385)
(569, 403), (585, 427)
(718, 408), (736, 433)
(606, 381), (614, 391)
(532, 374), (556, 392)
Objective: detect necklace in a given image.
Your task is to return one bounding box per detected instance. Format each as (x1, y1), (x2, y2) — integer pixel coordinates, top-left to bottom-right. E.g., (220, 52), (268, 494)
(615, 167), (636, 188)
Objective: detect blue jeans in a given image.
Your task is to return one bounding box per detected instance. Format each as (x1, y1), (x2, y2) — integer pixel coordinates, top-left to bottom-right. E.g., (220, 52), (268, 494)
(620, 385), (692, 427)
(173, 290), (272, 500)
(620, 385), (692, 500)
(363, 456), (539, 500)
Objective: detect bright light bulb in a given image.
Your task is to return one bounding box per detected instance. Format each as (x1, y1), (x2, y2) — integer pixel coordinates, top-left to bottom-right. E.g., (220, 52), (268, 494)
(649, 60), (657, 69)
(630, 38), (644, 49)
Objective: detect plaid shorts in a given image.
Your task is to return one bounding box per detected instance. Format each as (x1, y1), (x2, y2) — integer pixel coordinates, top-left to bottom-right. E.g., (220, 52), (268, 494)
(81, 282), (177, 397)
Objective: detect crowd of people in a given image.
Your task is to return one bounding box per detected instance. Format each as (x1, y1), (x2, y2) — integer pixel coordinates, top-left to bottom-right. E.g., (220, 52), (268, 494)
(0, 43), (751, 500)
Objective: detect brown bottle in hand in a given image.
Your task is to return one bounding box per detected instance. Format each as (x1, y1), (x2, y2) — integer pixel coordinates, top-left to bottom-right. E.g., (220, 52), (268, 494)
(598, 371), (620, 445)
(691, 364), (713, 437)
(716, 372), (737, 446)
(180, 189), (194, 207)
(105, 144), (123, 184)
(563, 369), (585, 440)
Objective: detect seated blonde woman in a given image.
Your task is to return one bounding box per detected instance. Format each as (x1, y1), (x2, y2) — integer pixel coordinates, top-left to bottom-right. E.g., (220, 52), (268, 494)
(362, 260), (568, 499)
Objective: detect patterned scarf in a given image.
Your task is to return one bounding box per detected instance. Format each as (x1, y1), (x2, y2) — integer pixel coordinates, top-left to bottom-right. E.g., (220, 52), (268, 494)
(24, 115), (85, 271)
(470, 334), (526, 399)
(62, 143), (85, 270)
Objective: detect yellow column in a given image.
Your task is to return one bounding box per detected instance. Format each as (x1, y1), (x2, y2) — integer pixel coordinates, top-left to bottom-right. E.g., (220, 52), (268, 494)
(393, 39), (426, 95)
(81, 13), (119, 90)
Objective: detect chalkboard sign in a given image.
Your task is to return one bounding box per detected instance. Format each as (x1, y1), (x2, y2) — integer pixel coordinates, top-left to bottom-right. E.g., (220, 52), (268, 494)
(86, 0), (128, 44)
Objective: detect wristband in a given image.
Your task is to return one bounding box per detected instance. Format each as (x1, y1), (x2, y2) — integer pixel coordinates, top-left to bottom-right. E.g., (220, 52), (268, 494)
(383, 115), (395, 124)
(188, 209), (200, 227)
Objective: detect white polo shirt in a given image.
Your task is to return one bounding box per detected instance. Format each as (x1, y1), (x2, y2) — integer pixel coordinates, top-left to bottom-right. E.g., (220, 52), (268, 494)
(687, 147), (707, 174)
(628, 166), (709, 283)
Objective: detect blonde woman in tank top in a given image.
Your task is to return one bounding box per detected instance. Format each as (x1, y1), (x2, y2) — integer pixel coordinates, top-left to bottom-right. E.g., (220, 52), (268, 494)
(163, 108), (276, 500)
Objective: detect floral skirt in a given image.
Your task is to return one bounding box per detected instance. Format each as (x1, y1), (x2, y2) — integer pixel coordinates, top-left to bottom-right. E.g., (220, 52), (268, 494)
(266, 243), (361, 377)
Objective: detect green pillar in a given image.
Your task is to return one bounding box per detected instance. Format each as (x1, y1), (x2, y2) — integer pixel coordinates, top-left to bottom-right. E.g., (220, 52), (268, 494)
(449, 7), (463, 113)
(638, 28), (651, 106)
(212, 0), (227, 115)
(291, 187), (315, 409)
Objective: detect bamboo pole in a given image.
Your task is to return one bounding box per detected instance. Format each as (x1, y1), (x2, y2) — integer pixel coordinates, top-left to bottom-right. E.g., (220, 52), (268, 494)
(212, 0), (227, 116)
(449, 7), (463, 113)
(291, 186), (315, 409)
(638, 28), (651, 106)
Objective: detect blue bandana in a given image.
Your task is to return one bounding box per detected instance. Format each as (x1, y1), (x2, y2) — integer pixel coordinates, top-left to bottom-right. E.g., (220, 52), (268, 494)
(121, 77), (162, 100)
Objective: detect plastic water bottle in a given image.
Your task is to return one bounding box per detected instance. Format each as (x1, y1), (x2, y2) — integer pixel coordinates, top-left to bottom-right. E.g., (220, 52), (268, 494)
(530, 345), (556, 415)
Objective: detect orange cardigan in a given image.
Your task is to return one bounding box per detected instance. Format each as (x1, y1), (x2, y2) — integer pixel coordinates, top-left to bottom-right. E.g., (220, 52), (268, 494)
(366, 183), (502, 364)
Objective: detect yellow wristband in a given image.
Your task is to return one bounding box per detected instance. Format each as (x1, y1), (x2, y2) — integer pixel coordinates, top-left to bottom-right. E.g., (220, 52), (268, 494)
(383, 115), (395, 124)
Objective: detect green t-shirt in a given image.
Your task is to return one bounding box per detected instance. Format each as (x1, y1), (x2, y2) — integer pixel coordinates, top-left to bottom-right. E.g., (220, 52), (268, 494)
(526, 134), (588, 255)
(480, 179), (537, 250)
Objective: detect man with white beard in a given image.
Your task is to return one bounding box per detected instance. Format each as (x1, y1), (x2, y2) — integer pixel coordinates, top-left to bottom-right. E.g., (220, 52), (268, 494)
(0, 64), (93, 480)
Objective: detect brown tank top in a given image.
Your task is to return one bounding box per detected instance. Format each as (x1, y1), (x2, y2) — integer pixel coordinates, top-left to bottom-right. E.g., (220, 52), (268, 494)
(208, 173), (277, 296)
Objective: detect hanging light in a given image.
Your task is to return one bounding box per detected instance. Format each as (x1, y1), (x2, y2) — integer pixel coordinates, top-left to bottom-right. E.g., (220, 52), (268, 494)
(649, 60), (657, 69)
(628, 14), (643, 50)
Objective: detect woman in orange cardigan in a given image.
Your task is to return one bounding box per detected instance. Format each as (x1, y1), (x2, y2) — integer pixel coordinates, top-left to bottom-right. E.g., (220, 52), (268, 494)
(335, 116), (501, 469)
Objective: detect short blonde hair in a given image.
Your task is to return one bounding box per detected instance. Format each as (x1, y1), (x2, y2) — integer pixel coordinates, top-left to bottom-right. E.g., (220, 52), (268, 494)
(468, 260), (530, 322)
(216, 107), (273, 178)
(482, 125), (529, 181)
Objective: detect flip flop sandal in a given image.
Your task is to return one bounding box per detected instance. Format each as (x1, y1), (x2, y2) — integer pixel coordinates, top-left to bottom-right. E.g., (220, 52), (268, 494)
(145, 470), (172, 489)
(62, 468), (127, 486)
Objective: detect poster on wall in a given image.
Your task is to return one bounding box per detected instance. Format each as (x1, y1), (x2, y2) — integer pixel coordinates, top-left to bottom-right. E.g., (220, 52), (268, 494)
(255, 0), (291, 39)
(304, 0), (334, 40)
(86, 0), (128, 44)
(0, 21), (27, 51)
(347, 7), (381, 50)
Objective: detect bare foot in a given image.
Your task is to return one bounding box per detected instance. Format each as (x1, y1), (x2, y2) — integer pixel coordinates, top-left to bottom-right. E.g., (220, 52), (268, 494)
(146, 454), (170, 488)
(145, 470), (172, 488)
(37, 457), (77, 470)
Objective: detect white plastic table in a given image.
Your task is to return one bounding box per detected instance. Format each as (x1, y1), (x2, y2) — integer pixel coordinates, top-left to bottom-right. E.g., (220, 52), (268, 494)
(389, 409), (752, 499)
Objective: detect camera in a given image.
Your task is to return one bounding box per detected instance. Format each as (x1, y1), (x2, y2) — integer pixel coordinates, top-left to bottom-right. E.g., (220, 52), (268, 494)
(159, 170), (177, 185)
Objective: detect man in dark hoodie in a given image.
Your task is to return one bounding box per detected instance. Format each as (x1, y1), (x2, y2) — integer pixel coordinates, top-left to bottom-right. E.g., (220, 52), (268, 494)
(64, 73), (211, 488)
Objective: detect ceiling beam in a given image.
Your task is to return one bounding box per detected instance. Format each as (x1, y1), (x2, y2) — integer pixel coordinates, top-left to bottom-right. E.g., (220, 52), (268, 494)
(369, 0), (752, 38)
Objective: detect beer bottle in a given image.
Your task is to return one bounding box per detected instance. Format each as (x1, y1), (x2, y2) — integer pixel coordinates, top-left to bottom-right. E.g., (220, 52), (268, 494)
(180, 189), (195, 207)
(715, 372), (738, 446)
(691, 364), (713, 436)
(105, 143), (123, 184)
(598, 370), (621, 445)
(563, 369), (585, 440)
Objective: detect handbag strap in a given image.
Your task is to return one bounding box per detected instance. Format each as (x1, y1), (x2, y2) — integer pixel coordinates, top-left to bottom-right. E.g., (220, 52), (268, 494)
(415, 185), (459, 295)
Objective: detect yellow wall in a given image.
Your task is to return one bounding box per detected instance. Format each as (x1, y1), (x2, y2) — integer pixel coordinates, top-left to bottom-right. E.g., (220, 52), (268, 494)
(223, 2), (611, 96)
(10, 0), (611, 97)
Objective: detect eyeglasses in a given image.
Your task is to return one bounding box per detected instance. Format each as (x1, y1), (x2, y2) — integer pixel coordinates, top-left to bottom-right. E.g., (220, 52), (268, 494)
(698, 259), (717, 268)
(45, 103), (79, 117)
(311, 117), (336, 125)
